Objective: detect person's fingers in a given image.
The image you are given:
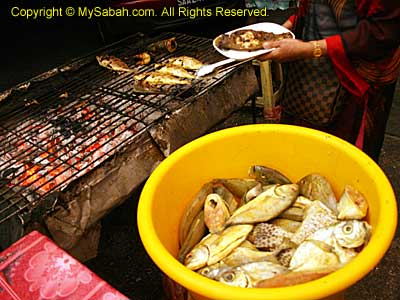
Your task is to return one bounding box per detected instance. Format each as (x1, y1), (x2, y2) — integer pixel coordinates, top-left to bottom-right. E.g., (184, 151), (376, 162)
(263, 41), (280, 50)
(257, 52), (274, 61)
(258, 48), (282, 62)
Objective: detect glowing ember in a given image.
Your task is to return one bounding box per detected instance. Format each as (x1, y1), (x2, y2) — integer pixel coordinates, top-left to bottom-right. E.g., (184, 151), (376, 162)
(1, 97), (146, 196)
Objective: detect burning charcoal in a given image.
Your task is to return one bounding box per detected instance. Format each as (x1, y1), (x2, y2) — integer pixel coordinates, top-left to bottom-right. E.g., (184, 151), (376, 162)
(50, 116), (83, 138)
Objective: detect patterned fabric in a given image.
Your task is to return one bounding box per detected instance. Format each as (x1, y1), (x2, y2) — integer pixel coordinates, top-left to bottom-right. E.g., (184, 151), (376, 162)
(282, 0), (354, 126)
(0, 231), (129, 300)
(282, 57), (346, 126)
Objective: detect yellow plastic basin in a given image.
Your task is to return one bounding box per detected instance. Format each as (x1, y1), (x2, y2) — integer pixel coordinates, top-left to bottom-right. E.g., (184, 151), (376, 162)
(138, 124), (397, 300)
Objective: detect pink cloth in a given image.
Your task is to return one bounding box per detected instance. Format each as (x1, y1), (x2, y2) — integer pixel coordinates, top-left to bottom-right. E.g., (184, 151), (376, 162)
(0, 231), (129, 300)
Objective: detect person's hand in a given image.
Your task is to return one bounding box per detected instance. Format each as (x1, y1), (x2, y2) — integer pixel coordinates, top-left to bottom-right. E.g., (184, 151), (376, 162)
(258, 39), (318, 62)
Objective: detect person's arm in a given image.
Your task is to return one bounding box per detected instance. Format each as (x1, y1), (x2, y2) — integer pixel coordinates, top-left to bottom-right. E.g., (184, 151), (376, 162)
(324, 0), (400, 96)
(263, 0), (399, 62)
(333, 1), (400, 61)
(259, 38), (327, 62)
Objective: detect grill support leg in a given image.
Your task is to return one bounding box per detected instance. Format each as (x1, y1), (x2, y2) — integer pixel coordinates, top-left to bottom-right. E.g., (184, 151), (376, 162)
(253, 60), (283, 123)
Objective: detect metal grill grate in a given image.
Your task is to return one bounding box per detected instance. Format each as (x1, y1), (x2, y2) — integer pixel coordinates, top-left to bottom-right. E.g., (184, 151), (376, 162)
(0, 32), (239, 225)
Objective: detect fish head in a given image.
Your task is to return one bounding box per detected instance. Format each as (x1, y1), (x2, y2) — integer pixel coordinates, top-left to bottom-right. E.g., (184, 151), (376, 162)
(217, 268), (251, 288)
(197, 262), (229, 280)
(297, 173), (338, 212)
(333, 220), (372, 248)
(207, 224), (254, 265)
(248, 165), (291, 184)
(96, 55), (107, 66)
(204, 193), (230, 233)
(184, 244), (210, 270)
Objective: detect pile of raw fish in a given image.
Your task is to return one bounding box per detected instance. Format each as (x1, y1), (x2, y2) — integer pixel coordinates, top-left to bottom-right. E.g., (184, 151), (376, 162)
(178, 165), (371, 288)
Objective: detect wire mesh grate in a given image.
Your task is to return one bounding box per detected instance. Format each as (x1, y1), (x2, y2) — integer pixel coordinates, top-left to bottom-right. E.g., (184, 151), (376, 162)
(0, 32), (240, 224)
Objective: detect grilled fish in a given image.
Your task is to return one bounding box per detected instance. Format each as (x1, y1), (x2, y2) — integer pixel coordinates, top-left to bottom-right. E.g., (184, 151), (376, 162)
(133, 52), (151, 65)
(156, 64), (196, 79)
(134, 72), (191, 85)
(162, 56), (204, 70)
(216, 29), (293, 51)
(96, 55), (134, 73)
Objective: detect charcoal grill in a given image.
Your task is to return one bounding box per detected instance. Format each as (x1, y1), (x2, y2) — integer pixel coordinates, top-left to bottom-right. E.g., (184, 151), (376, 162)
(0, 32), (258, 251)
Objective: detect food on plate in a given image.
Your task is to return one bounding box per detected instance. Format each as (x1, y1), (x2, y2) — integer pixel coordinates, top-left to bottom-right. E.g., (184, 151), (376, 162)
(216, 29), (293, 51)
(179, 165), (372, 288)
(96, 55), (134, 73)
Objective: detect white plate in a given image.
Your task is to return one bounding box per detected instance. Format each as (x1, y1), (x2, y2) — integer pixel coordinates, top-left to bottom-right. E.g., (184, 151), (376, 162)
(213, 22), (295, 60)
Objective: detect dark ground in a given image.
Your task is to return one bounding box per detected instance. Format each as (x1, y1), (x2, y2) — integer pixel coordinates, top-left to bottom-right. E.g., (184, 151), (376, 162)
(1, 6), (399, 300)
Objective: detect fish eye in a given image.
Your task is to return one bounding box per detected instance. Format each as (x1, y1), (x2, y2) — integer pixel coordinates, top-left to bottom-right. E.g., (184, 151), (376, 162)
(201, 268), (210, 275)
(343, 224), (353, 234)
(209, 199), (218, 208)
(223, 272), (235, 282)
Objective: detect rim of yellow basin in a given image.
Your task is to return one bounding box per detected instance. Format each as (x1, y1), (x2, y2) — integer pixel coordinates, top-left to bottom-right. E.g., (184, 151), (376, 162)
(137, 124), (397, 300)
